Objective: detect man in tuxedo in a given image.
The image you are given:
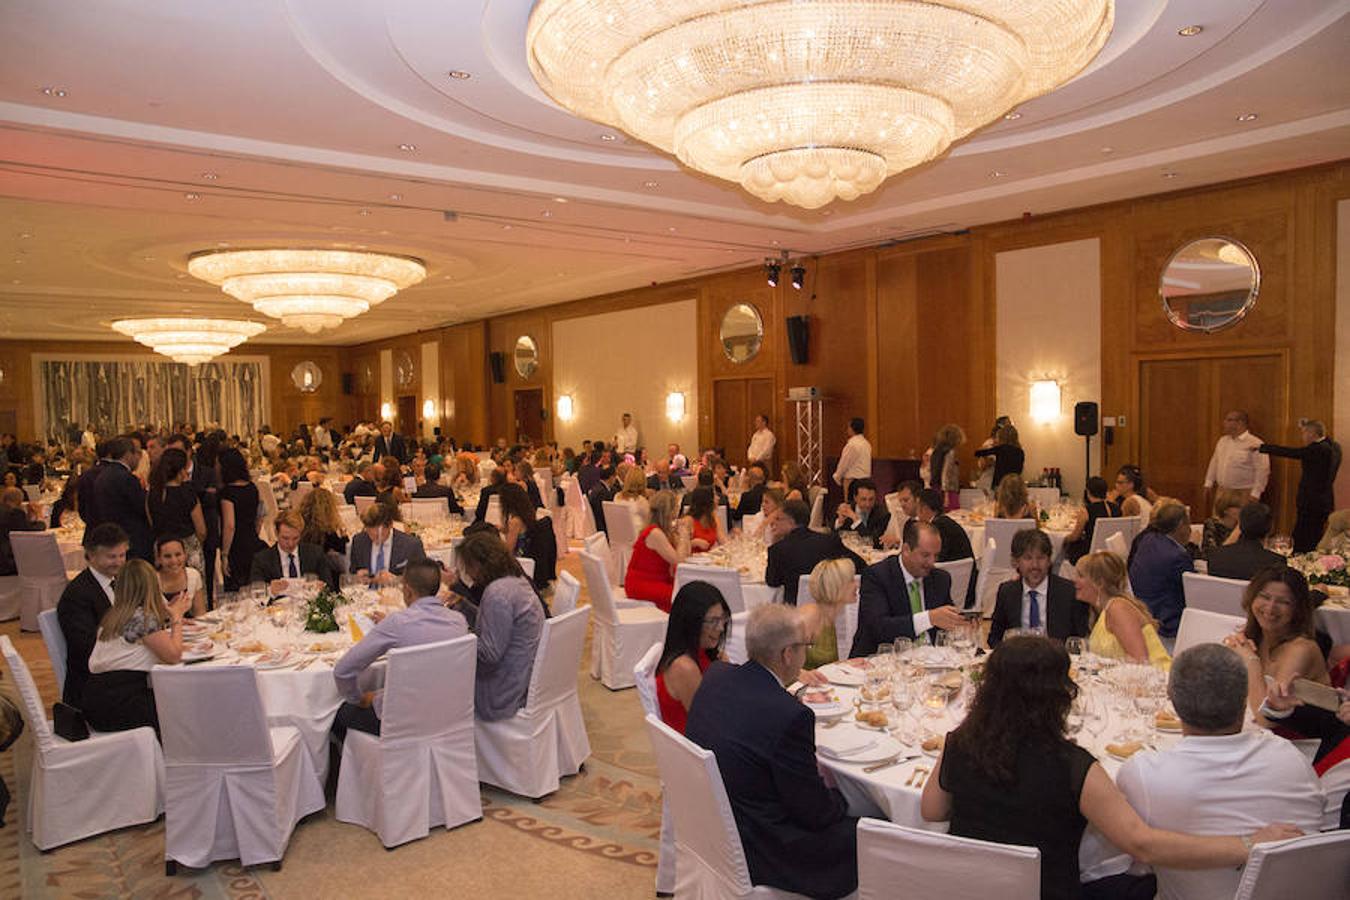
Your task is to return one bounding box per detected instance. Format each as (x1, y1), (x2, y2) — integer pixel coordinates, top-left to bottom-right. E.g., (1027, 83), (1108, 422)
(851, 520), (964, 656)
(348, 502), (426, 583)
(765, 500), (862, 604)
(343, 463), (380, 506)
(75, 443), (110, 528)
(249, 511), (337, 591)
(988, 528), (1088, 647)
(412, 463), (464, 515)
(55, 523), (127, 707)
(587, 466), (619, 537)
(685, 605), (858, 899)
(733, 462), (768, 526)
(916, 488), (974, 561)
(373, 420), (408, 466)
(1205, 502), (1285, 581)
(833, 477), (890, 547)
(92, 436), (152, 560)
(1258, 419), (1342, 553)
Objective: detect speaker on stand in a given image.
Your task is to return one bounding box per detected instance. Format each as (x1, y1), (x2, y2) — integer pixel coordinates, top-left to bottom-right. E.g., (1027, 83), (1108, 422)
(1074, 401), (1099, 486)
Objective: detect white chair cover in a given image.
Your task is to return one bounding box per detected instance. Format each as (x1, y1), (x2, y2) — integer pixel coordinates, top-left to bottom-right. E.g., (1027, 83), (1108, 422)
(152, 665), (325, 869)
(335, 635), (481, 847)
(517, 556), (536, 580)
(11, 532), (70, 631)
(973, 519), (1036, 614)
(603, 500), (640, 580)
(0, 574), (21, 621)
(22, 484), (40, 501)
(958, 488), (986, 510)
(533, 472), (551, 508)
(635, 642), (677, 895)
(971, 538), (999, 615)
(580, 551), (667, 689)
(644, 715), (811, 899)
(741, 512), (764, 535)
(935, 558), (974, 610)
(674, 563), (748, 613)
(1233, 831), (1350, 900)
(255, 479), (280, 544)
(476, 608), (591, 798)
(1, 635), (163, 850)
(36, 607), (67, 696)
(1319, 755), (1350, 831)
(1089, 516), (1140, 555)
(807, 488), (825, 531)
(796, 574), (861, 661)
(564, 477), (595, 539)
(1316, 605), (1350, 645)
(584, 530), (621, 586)
(681, 475), (699, 492)
(552, 570), (581, 615)
(1174, 607), (1246, 655)
(856, 817), (1039, 899)
(723, 610), (751, 664)
(338, 504), (362, 537)
(716, 504), (729, 535)
(485, 495), (503, 528)
(1181, 571), (1248, 616)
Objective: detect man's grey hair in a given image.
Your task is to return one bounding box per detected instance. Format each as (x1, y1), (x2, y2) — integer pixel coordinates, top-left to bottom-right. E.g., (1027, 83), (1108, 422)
(1167, 644), (1248, 731)
(1298, 418), (1326, 438)
(745, 604), (801, 666)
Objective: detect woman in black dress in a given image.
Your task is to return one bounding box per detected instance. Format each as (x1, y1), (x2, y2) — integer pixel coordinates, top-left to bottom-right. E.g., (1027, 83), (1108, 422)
(147, 448), (206, 577)
(191, 433), (223, 604)
(920, 636), (1292, 900)
(1063, 476), (1122, 564)
(218, 447), (263, 591)
(973, 423), (1026, 492)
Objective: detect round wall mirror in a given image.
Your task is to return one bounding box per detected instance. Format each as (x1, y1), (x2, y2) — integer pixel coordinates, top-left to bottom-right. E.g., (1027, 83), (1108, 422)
(514, 335), (539, 379)
(720, 302), (764, 363)
(290, 361), (322, 393)
(1159, 237), (1260, 333)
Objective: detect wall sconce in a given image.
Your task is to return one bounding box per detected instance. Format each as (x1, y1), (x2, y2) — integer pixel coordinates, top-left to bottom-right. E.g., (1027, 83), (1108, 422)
(422, 398), (435, 419)
(556, 394), (575, 422)
(380, 401), (393, 421)
(1029, 380), (1061, 423)
(666, 391), (686, 423)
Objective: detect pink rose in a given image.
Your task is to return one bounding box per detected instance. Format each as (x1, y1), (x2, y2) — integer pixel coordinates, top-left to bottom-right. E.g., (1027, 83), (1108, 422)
(1318, 554), (1345, 570)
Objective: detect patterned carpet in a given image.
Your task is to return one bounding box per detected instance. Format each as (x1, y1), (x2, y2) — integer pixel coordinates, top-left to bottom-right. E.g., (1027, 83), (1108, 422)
(0, 551), (665, 899)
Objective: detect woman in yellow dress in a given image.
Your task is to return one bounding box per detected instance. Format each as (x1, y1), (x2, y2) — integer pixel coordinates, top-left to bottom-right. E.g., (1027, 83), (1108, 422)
(1074, 551), (1171, 669)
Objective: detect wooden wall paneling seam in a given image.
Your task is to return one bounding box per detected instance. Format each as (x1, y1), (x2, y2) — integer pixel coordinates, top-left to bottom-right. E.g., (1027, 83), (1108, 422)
(865, 253), (879, 459)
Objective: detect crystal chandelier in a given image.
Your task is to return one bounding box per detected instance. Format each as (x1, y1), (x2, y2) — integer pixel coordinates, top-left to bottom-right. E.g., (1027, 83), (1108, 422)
(527, 1), (1114, 208)
(187, 249), (427, 333)
(111, 318), (266, 366)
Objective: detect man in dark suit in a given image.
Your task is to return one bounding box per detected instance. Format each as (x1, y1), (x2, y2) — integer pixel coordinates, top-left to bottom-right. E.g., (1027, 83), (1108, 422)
(412, 463), (464, 515)
(1206, 502), (1286, 581)
(685, 605), (858, 899)
(249, 511), (337, 590)
(373, 420), (408, 466)
(1259, 419), (1343, 552)
(55, 523), (127, 707)
(348, 502), (426, 583)
(645, 457), (681, 492)
(92, 436), (152, 560)
(765, 499), (862, 604)
(75, 447), (109, 528)
(474, 468), (509, 523)
(916, 488), (974, 562)
(587, 467), (619, 536)
(343, 463), (381, 506)
(833, 477), (890, 548)
(851, 520), (965, 656)
(732, 462), (768, 526)
(987, 528), (1088, 647)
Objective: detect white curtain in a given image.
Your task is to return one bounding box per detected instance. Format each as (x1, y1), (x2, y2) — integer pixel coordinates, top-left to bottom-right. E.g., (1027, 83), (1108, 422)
(40, 358), (264, 440)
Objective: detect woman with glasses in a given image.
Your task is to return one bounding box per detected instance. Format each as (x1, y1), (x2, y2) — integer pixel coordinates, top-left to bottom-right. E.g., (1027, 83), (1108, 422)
(655, 581), (731, 733)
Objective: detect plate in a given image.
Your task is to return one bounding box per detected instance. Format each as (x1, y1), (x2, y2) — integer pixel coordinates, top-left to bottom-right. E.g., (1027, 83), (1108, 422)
(1153, 722), (1183, 734)
(805, 700), (848, 718)
(253, 650), (294, 670)
(819, 733), (904, 764)
(817, 662), (866, 686)
(181, 647), (216, 663)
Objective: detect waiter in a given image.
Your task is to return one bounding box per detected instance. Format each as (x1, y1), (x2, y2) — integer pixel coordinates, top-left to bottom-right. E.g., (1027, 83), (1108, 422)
(1258, 418), (1342, 553)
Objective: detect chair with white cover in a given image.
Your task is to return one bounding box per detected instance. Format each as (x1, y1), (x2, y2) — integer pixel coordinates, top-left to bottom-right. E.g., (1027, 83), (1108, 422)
(1104, 530), (1129, 557)
(723, 610), (752, 664)
(335, 635), (481, 847)
(674, 563), (747, 613)
(716, 504), (729, 535)
(1181, 571), (1248, 616)
(517, 557), (536, 581)
(1232, 831), (1350, 900)
(564, 477), (595, 538)
(644, 714), (812, 899)
(634, 642), (677, 896)
(36, 607), (67, 696)
(972, 519), (1036, 613)
(807, 488), (825, 531)
(152, 665), (325, 872)
(0, 635), (164, 850)
(11, 531), (70, 631)
(1316, 605), (1350, 646)
(1089, 517), (1140, 555)
(551, 569), (581, 615)
(485, 494), (503, 528)
(0, 575), (20, 621)
(681, 474), (699, 492)
(476, 607), (591, 799)
(603, 500), (640, 580)
(796, 574), (861, 661)
(22, 484), (40, 502)
(584, 531), (621, 586)
(580, 550), (667, 690)
(255, 479), (280, 544)
(741, 512), (764, 536)
(856, 817), (1039, 900)
(935, 558), (975, 612)
(1173, 607), (1246, 655)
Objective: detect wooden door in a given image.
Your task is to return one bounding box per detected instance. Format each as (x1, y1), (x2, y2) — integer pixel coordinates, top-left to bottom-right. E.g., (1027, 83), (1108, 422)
(396, 395), (417, 437)
(713, 377), (775, 467)
(1139, 354), (1285, 522)
(513, 388), (543, 445)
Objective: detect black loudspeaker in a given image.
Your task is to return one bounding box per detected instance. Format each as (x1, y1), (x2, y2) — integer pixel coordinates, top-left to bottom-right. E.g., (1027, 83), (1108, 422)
(341, 373), (354, 395)
(1074, 401), (1099, 437)
(489, 352), (506, 384)
(786, 315), (810, 365)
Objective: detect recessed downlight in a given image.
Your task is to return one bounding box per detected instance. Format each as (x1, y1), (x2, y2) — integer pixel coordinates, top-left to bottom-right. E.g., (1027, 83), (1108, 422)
(1177, 25), (1203, 37)
(1236, 113), (1259, 122)
(448, 70), (472, 80)
(398, 143), (417, 152)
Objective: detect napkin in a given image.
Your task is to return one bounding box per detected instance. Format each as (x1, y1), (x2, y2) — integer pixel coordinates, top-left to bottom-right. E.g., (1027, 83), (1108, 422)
(816, 729), (879, 760)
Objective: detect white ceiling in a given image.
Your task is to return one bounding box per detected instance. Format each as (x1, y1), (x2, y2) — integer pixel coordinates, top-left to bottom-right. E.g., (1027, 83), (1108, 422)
(1, 0), (1348, 346)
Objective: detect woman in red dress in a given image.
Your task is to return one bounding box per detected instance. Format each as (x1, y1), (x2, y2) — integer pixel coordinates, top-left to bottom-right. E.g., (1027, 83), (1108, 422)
(682, 486), (725, 552)
(624, 490), (689, 613)
(655, 581), (731, 733)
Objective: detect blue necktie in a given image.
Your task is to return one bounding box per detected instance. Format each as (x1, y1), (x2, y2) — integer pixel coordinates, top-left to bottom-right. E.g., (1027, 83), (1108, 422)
(288, 553), (298, 578)
(374, 543), (386, 574)
(1028, 589), (1041, 629)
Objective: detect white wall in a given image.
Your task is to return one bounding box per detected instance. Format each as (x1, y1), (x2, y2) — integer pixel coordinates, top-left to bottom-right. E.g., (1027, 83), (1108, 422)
(995, 239), (1102, 499)
(1335, 200), (1350, 508)
(551, 298), (698, 455)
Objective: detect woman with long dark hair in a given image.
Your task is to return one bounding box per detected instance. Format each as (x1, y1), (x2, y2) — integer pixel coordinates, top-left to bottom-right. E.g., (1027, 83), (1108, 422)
(147, 447), (206, 577)
(1112, 464), (1152, 519)
(498, 482), (555, 590)
(681, 486), (725, 551)
(655, 581), (731, 733)
(218, 447), (263, 591)
(1223, 566), (1330, 722)
(922, 636), (1298, 900)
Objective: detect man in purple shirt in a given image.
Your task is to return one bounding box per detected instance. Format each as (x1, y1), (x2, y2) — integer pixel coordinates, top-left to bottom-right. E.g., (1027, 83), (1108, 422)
(331, 558), (467, 738)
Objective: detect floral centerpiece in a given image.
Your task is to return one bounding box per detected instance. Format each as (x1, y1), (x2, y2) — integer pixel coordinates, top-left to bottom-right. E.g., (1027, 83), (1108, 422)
(303, 586), (342, 633)
(1287, 551), (1350, 590)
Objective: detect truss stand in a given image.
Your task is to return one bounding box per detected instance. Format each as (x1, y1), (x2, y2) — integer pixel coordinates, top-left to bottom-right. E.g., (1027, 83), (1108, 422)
(789, 388), (824, 487)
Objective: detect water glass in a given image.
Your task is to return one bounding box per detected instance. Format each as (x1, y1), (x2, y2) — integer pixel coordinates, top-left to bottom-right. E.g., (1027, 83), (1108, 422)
(891, 638), (913, 665)
(1066, 637), (1087, 658)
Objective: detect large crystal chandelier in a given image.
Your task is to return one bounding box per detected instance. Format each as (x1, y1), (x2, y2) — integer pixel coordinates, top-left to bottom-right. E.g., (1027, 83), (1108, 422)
(527, 1), (1114, 208)
(187, 249), (427, 333)
(111, 318), (266, 366)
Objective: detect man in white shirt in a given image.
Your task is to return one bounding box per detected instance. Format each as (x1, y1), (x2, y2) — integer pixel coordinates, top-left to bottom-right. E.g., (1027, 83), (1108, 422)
(1113, 644), (1323, 900)
(613, 413), (639, 455)
(832, 417), (872, 499)
(747, 414), (775, 467)
(1203, 410), (1269, 503)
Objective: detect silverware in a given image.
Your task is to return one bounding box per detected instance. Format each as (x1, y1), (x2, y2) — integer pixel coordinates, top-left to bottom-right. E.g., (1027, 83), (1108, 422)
(863, 753), (920, 774)
(912, 766), (930, 788)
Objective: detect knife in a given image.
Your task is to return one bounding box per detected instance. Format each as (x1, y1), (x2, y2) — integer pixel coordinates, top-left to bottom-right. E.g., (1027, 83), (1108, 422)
(863, 753), (920, 774)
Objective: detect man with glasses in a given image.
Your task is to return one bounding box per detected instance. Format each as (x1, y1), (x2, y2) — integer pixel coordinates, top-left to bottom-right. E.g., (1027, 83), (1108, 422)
(685, 605), (858, 899)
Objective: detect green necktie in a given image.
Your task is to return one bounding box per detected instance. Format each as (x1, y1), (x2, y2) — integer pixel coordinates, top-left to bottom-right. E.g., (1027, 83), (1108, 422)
(908, 579), (926, 646)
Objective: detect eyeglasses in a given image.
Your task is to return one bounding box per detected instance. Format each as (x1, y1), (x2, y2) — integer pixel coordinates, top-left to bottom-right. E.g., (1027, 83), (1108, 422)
(702, 615), (729, 628)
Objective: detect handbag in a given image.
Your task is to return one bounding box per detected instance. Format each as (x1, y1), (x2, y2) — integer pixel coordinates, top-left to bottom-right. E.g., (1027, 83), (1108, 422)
(52, 701), (89, 742)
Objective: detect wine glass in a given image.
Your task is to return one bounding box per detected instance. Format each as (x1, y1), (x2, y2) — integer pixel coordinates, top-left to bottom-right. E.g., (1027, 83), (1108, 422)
(891, 638), (913, 668)
(890, 676), (915, 745)
(1066, 636), (1087, 659)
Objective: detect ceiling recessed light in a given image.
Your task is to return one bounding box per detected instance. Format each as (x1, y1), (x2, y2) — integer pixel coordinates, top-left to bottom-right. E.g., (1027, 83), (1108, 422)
(176, 273), (188, 279)
(40, 86), (68, 97)
(387, 193), (402, 201)
(1162, 171), (1179, 179)
(771, 240), (780, 246)
(667, 226), (677, 232)
(552, 196), (568, 203)
(1177, 25), (1203, 37)
(183, 192), (200, 200)
(1003, 111), (1021, 120)
(1236, 113), (1259, 122)
(141, 256), (155, 262)
(448, 70), (472, 80)
(989, 170), (1006, 178)
(200, 172), (219, 180)
(501, 224), (512, 230)
(541, 210), (553, 218)
(599, 133), (618, 142)
(398, 143), (417, 152)
(1100, 146), (1114, 154)
(216, 241), (231, 247)
(357, 208), (372, 216)
(643, 180), (659, 188)
(17, 233), (32, 239)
